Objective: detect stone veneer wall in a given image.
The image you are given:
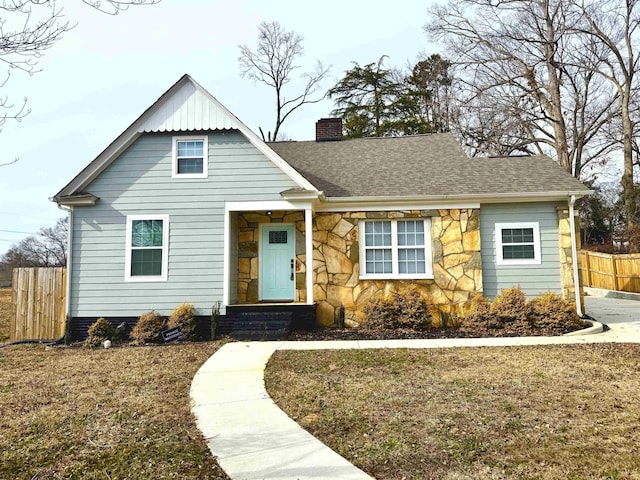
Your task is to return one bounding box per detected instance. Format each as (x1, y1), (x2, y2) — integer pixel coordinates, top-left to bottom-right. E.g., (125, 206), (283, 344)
(557, 207), (585, 309)
(312, 209), (483, 327)
(236, 211), (308, 303)
(235, 209), (484, 327)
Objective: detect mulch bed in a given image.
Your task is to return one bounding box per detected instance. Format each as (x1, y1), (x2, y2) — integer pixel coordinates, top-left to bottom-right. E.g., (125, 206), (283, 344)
(288, 323), (586, 341)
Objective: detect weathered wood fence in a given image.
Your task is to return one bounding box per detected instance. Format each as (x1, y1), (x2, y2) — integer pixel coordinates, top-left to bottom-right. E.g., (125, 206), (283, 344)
(11, 267), (67, 341)
(579, 251), (640, 294)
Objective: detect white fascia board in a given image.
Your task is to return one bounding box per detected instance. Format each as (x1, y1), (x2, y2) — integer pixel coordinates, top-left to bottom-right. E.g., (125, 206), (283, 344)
(54, 194), (99, 207)
(226, 200), (314, 212)
(318, 191), (592, 211)
(476, 191), (593, 203)
(280, 189), (324, 201)
(318, 199), (480, 212)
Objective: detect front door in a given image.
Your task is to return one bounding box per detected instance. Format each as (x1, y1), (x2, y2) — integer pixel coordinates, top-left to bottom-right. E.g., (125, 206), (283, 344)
(260, 224), (295, 301)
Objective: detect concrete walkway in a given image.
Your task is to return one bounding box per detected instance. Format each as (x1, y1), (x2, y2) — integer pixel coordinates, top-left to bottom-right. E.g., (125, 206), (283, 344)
(191, 298), (640, 480)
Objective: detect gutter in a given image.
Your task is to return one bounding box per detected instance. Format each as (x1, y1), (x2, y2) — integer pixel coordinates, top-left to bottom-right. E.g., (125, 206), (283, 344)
(323, 190), (593, 204)
(568, 195), (583, 317)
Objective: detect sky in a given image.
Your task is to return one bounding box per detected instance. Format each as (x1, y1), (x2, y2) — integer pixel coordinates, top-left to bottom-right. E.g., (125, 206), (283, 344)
(0, 0), (439, 253)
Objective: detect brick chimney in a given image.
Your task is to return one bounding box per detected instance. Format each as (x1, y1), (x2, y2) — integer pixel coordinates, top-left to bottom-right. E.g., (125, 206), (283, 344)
(315, 118), (343, 142)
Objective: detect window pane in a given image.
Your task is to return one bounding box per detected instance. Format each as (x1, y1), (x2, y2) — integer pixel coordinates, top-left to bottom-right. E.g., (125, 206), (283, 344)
(502, 228), (534, 244)
(399, 248), (426, 274)
(177, 140), (203, 156)
(132, 220), (163, 247)
(364, 221), (392, 247)
(365, 249), (392, 274)
(269, 231), (287, 244)
(131, 248), (163, 276)
(398, 220), (424, 246)
(503, 245), (535, 259)
(177, 158), (203, 174)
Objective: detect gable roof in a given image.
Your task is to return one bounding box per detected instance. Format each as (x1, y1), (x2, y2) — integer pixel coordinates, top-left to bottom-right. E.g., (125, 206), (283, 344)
(269, 134), (591, 199)
(53, 74), (317, 201)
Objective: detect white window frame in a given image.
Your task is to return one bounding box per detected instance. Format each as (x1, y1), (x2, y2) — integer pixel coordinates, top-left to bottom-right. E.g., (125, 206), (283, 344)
(172, 136), (208, 179)
(359, 219), (433, 280)
(125, 214), (170, 282)
(495, 222), (541, 266)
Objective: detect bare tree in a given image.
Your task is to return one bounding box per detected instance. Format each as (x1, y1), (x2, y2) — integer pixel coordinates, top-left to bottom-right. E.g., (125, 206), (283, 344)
(0, 0), (160, 131)
(239, 21), (329, 141)
(425, 0), (617, 177)
(0, 217), (68, 275)
(572, 0), (640, 227)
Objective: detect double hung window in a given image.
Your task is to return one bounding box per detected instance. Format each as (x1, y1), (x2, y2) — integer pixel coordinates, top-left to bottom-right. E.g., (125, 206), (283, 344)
(125, 215), (169, 281)
(172, 136), (208, 178)
(360, 219), (432, 279)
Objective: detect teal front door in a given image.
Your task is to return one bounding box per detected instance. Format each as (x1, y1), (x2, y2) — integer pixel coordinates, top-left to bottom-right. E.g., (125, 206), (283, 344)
(260, 224), (296, 301)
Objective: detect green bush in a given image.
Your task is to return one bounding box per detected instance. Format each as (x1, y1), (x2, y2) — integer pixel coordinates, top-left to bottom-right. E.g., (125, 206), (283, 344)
(168, 303), (196, 340)
(130, 310), (167, 345)
(363, 288), (432, 330)
(528, 291), (582, 333)
(84, 317), (117, 348)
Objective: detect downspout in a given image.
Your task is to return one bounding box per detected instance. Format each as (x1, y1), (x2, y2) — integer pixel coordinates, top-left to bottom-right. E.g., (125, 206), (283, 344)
(58, 204), (73, 319)
(568, 196), (583, 317)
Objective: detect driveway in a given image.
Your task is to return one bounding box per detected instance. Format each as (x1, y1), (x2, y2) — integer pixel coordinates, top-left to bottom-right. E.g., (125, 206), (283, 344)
(584, 295), (640, 338)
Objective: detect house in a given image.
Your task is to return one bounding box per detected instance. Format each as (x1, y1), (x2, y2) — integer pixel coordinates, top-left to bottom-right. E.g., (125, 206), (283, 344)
(52, 74), (591, 336)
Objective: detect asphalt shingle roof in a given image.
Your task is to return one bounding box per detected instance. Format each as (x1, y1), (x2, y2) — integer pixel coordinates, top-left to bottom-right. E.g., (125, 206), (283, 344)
(268, 133), (590, 198)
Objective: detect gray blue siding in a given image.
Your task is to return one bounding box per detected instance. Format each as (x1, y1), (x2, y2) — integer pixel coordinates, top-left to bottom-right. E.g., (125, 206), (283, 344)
(480, 202), (562, 298)
(70, 131), (298, 317)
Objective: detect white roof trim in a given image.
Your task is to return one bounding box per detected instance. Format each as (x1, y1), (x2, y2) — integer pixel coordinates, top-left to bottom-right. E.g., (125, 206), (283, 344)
(53, 74), (317, 200)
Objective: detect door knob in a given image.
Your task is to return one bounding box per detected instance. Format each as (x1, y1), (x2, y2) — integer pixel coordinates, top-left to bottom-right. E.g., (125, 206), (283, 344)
(290, 259), (294, 281)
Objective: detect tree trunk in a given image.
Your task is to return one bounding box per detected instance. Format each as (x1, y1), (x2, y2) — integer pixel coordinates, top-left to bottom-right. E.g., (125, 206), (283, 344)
(621, 90), (636, 228)
(543, 0), (572, 172)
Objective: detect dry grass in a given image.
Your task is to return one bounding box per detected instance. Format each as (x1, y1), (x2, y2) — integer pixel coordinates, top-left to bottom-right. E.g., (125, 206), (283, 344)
(0, 342), (229, 479)
(266, 344), (640, 480)
(0, 287), (11, 342)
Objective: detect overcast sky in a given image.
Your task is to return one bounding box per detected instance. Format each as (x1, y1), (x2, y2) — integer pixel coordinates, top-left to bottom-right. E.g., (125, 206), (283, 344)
(0, 0), (440, 252)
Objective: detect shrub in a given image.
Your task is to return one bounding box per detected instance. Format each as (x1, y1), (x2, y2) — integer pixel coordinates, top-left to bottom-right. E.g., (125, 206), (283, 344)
(130, 310), (167, 345)
(363, 288), (432, 330)
(84, 317), (117, 348)
(460, 295), (495, 329)
(528, 291), (582, 333)
(168, 303), (197, 340)
(490, 287), (529, 327)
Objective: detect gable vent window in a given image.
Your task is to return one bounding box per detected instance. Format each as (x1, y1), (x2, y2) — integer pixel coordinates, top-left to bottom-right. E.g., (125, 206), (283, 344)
(172, 136), (208, 178)
(495, 222), (541, 265)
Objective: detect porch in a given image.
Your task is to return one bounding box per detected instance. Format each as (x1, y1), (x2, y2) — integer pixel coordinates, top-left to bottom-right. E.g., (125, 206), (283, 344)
(221, 201), (318, 337)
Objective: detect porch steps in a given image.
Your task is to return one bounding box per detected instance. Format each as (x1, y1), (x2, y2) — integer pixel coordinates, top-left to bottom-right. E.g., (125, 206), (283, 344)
(217, 311), (293, 340)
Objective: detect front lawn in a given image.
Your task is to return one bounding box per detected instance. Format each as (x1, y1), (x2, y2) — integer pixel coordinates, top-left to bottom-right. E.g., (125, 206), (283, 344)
(266, 344), (640, 480)
(0, 342), (229, 479)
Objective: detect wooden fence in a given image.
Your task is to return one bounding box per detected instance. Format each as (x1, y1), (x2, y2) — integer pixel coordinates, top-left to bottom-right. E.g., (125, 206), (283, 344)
(579, 251), (640, 294)
(11, 267), (67, 342)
